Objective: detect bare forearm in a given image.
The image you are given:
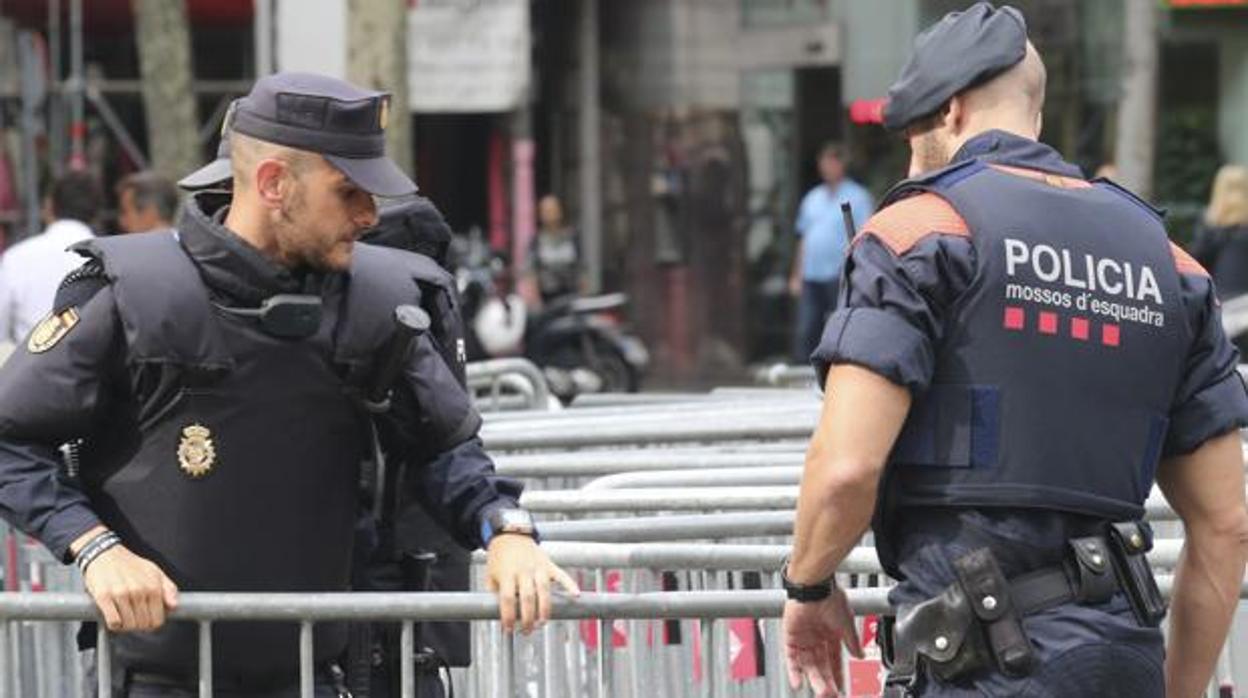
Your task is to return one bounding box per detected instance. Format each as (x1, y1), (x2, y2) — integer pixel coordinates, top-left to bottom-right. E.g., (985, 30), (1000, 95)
(788, 463), (877, 583)
(1165, 531), (1248, 697)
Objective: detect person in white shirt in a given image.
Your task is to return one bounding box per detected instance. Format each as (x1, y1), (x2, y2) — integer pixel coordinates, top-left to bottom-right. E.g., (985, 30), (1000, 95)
(0, 171), (102, 342)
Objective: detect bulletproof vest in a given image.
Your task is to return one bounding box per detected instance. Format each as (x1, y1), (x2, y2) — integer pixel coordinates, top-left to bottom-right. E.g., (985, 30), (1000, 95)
(72, 232), (429, 680)
(872, 160), (1189, 574)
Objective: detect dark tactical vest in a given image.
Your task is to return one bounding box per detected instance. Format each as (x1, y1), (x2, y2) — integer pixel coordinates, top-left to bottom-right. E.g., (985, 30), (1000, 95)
(871, 160), (1189, 574)
(73, 231), (436, 680)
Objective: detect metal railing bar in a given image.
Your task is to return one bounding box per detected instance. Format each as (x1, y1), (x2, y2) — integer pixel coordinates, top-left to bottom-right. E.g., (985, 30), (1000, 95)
(524, 487), (1204, 518)
(0, 577), (1230, 627)
(198, 621), (212, 698)
(97, 624), (111, 698)
(400, 620), (414, 698)
(299, 620), (313, 698)
(495, 453), (804, 479)
(0, 620), (10, 698)
(471, 539), (1185, 572)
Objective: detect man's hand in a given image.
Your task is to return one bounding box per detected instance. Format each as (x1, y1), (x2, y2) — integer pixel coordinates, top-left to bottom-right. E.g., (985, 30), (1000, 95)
(782, 589), (863, 698)
(71, 528), (179, 633)
(484, 534), (579, 634)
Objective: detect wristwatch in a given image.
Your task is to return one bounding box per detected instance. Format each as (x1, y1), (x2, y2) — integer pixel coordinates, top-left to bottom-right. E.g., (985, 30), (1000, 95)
(781, 559), (836, 603)
(481, 507), (538, 546)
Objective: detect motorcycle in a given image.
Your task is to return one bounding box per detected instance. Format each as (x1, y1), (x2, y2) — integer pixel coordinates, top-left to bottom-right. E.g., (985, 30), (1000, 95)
(455, 236), (649, 399)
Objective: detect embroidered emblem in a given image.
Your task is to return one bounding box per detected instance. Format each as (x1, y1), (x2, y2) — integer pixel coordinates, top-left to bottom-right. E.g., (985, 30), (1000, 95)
(27, 308), (80, 353)
(177, 424), (216, 478)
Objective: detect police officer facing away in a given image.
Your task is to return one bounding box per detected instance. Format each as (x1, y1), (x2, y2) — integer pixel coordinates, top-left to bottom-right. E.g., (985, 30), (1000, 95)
(781, 4), (1248, 697)
(0, 72), (575, 696)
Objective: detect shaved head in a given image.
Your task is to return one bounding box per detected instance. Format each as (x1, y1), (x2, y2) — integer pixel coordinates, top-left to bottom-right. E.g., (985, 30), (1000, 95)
(962, 41), (1047, 125)
(229, 132), (319, 187)
(905, 41), (1048, 176)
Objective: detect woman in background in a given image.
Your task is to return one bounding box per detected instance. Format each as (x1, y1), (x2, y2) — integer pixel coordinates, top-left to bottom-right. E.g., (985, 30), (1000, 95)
(1191, 164), (1248, 300)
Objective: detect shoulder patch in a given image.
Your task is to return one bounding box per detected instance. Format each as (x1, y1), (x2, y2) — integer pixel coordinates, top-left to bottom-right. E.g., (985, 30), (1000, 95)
(27, 308), (80, 353)
(860, 193), (969, 255)
(1170, 242), (1209, 278)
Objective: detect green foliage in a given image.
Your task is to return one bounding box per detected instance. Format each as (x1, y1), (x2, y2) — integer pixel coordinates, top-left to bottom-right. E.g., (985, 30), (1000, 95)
(1154, 108), (1221, 243)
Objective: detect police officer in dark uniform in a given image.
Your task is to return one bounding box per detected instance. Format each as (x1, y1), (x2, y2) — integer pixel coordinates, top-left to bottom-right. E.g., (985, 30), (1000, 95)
(779, 4), (1248, 697)
(180, 120), (471, 698)
(0, 72), (576, 697)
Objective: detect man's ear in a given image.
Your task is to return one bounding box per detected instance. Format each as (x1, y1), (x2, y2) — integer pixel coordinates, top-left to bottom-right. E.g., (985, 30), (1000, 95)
(253, 159), (288, 210)
(945, 95), (967, 137)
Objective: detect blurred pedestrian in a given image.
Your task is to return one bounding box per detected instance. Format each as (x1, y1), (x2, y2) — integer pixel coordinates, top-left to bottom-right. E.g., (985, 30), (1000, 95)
(1189, 164), (1248, 300)
(526, 194), (584, 305)
(116, 171), (180, 234)
(0, 170), (102, 342)
(789, 143), (873, 362)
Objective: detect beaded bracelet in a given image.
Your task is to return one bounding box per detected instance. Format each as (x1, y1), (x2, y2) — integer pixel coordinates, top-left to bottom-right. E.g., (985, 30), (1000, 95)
(75, 530), (122, 575)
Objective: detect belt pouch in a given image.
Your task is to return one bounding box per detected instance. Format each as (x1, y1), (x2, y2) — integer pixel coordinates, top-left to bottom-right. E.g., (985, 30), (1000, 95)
(953, 548), (1035, 677)
(1066, 536), (1117, 604)
(1106, 521), (1167, 626)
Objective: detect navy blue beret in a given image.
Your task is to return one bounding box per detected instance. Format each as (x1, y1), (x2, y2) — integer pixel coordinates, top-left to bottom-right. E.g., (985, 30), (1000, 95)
(883, 2), (1027, 132)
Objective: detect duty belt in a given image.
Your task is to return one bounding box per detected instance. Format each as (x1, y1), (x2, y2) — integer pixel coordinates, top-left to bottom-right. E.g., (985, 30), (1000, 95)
(880, 521), (1165, 697)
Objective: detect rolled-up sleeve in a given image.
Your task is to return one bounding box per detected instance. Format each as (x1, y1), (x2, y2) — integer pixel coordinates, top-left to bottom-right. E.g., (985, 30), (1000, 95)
(1164, 271), (1248, 456)
(810, 195), (976, 392)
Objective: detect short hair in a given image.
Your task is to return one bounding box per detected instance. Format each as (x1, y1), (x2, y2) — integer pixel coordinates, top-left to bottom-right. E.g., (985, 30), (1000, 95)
(50, 170), (103, 225)
(819, 142), (846, 163)
(117, 170), (180, 223)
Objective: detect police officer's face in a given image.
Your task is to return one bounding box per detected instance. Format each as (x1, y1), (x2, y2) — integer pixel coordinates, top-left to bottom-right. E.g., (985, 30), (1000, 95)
(276, 160), (378, 271)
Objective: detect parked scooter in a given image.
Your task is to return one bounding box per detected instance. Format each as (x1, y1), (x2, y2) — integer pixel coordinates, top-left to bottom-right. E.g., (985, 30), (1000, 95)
(455, 235), (648, 399)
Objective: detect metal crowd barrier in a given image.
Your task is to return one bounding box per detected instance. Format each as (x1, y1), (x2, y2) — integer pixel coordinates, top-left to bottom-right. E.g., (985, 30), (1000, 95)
(0, 576), (1236, 698)
(466, 357), (554, 412)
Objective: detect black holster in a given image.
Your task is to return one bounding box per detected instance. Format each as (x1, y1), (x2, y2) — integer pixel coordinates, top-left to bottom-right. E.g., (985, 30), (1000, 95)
(1106, 521), (1167, 626)
(884, 547), (1034, 686)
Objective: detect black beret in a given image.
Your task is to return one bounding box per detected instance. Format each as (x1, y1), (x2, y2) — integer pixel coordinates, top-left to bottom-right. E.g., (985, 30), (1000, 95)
(883, 2), (1027, 132)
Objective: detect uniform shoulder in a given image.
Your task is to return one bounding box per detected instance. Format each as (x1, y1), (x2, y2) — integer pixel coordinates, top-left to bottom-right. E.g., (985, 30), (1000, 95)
(1170, 241), (1210, 278)
(52, 258), (110, 313)
(860, 193), (969, 255)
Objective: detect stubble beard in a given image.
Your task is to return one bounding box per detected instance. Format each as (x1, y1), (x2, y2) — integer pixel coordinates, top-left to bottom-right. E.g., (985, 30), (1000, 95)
(912, 132), (951, 176)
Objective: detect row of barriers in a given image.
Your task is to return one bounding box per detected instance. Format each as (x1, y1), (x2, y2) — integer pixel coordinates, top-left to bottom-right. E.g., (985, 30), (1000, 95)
(1, 365), (1246, 696)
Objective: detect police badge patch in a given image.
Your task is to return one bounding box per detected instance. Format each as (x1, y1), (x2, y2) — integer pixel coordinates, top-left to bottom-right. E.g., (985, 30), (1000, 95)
(27, 308), (80, 353)
(177, 424), (216, 478)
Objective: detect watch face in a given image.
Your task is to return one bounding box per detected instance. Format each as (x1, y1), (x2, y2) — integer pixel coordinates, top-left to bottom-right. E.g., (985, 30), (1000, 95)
(494, 508), (534, 535)
(501, 509), (531, 528)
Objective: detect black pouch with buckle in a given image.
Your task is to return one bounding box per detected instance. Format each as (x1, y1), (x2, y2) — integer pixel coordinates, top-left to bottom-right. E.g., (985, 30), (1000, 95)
(1106, 521), (1167, 627)
(953, 548), (1036, 678)
(1066, 536), (1117, 605)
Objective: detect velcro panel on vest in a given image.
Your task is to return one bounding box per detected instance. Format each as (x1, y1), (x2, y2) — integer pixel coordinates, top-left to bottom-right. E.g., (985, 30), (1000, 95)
(334, 243), (425, 367)
(892, 385), (1000, 469)
(71, 233), (233, 370)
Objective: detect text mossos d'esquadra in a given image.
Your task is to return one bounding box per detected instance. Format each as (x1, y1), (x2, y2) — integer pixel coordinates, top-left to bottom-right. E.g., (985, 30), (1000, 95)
(1003, 238), (1165, 328)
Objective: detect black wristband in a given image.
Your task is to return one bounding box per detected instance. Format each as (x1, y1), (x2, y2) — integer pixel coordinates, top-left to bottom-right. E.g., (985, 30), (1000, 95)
(781, 559), (836, 603)
(75, 531), (121, 575)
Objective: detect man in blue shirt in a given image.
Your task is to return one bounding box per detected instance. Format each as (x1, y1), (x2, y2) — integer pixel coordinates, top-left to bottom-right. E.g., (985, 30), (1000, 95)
(790, 143), (874, 361)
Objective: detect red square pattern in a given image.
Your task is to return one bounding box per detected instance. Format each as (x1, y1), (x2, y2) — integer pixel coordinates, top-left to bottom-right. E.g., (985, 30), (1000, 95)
(1003, 307), (1025, 331)
(1070, 317), (1089, 341)
(1102, 324), (1120, 347)
(1038, 311), (1058, 335)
